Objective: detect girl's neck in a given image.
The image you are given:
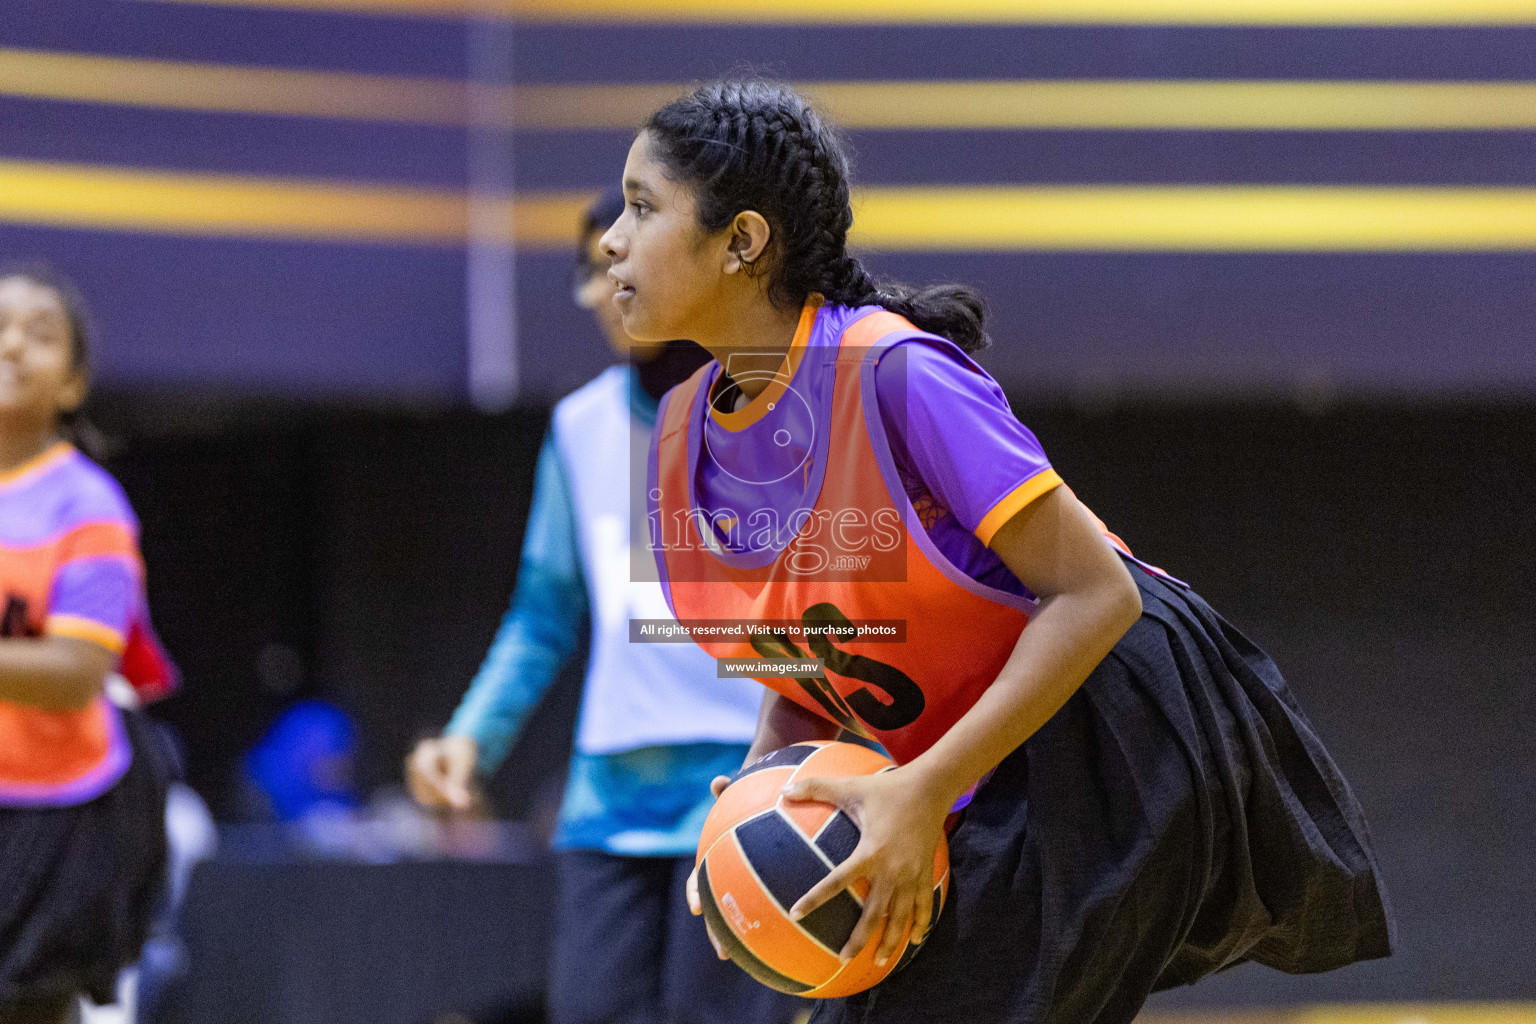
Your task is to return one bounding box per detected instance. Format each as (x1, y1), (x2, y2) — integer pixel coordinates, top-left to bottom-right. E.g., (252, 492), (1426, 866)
(0, 419), (62, 475)
(697, 291), (806, 402)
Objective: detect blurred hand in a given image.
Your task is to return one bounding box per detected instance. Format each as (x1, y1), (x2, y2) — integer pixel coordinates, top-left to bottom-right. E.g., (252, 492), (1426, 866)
(406, 734), (480, 812)
(687, 773), (735, 959)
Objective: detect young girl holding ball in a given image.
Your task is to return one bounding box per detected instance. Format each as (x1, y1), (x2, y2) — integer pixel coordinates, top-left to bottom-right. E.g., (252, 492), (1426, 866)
(604, 80), (1392, 1023)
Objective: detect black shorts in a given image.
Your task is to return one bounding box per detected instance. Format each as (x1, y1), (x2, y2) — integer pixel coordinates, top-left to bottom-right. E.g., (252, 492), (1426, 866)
(812, 562), (1393, 1024)
(548, 849), (806, 1024)
(0, 710), (173, 1006)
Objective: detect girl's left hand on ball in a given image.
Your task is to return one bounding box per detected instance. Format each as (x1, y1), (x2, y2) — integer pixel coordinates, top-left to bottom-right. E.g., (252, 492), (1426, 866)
(687, 773), (737, 960)
(781, 767), (950, 966)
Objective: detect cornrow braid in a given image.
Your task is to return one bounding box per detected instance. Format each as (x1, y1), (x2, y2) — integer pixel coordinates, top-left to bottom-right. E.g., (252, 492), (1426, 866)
(644, 78), (990, 354)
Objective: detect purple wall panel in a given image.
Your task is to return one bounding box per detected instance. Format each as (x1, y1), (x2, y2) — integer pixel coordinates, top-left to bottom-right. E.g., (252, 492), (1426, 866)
(0, 0), (468, 76)
(515, 251), (1536, 401)
(0, 224), (468, 400)
(510, 25), (1536, 84)
(512, 128), (1536, 191)
(0, 97), (469, 188)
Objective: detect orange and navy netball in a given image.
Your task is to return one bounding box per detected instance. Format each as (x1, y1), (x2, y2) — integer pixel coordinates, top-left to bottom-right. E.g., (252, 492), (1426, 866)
(695, 741), (950, 998)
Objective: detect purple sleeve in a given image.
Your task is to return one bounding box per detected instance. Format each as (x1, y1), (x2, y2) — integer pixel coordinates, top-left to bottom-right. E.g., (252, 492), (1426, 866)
(874, 339), (1062, 543)
(48, 556), (138, 650)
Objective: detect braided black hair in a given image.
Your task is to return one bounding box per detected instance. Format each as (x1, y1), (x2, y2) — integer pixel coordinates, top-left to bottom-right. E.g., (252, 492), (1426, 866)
(644, 78), (990, 354)
(0, 262), (105, 459)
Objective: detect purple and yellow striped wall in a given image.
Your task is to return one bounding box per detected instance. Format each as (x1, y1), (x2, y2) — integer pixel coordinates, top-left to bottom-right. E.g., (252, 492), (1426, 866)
(2, 0), (1535, 399)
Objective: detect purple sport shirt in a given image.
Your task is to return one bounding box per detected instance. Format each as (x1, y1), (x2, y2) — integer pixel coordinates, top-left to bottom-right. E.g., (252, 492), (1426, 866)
(690, 302), (1058, 599)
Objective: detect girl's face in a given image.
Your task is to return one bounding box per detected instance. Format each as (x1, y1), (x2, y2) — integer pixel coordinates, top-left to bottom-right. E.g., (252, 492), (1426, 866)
(0, 277), (85, 426)
(573, 228), (632, 357)
(600, 132), (730, 343)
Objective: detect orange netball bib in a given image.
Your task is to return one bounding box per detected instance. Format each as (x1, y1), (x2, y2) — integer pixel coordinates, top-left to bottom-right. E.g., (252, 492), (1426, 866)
(649, 311), (1037, 765)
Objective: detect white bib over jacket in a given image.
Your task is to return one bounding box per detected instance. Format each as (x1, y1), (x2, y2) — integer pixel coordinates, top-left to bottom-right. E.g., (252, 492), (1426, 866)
(552, 366), (763, 755)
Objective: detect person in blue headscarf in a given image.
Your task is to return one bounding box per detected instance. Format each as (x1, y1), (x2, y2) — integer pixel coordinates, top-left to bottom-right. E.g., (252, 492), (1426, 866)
(246, 699), (359, 823)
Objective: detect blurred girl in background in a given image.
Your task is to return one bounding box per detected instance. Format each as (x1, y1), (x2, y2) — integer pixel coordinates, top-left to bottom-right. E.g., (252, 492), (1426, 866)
(0, 266), (177, 1024)
(407, 192), (804, 1024)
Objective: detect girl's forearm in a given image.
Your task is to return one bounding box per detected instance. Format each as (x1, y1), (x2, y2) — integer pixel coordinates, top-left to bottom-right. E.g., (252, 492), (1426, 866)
(904, 583), (1141, 810)
(0, 636), (113, 712)
(744, 690), (841, 764)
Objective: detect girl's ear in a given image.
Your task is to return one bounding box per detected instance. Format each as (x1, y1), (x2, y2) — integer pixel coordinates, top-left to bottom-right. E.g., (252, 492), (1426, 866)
(58, 368), (88, 415)
(724, 211), (772, 276)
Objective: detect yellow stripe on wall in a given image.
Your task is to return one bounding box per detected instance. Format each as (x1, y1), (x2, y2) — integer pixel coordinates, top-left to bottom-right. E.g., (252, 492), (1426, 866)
(0, 158), (591, 246)
(8, 48), (1536, 133)
(141, 0), (1536, 26)
(516, 80), (1536, 131)
(851, 185), (1536, 251)
(0, 47), (467, 125)
(0, 159), (472, 244)
(4, 160), (1536, 251)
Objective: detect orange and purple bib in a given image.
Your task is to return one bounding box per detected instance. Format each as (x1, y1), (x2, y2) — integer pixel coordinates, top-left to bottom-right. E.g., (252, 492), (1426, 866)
(649, 302), (1164, 766)
(649, 306), (1044, 764)
(0, 443), (167, 806)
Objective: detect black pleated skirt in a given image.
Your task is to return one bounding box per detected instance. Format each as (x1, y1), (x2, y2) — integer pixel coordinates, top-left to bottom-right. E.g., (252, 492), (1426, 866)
(0, 710), (172, 1006)
(813, 562), (1393, 1024)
